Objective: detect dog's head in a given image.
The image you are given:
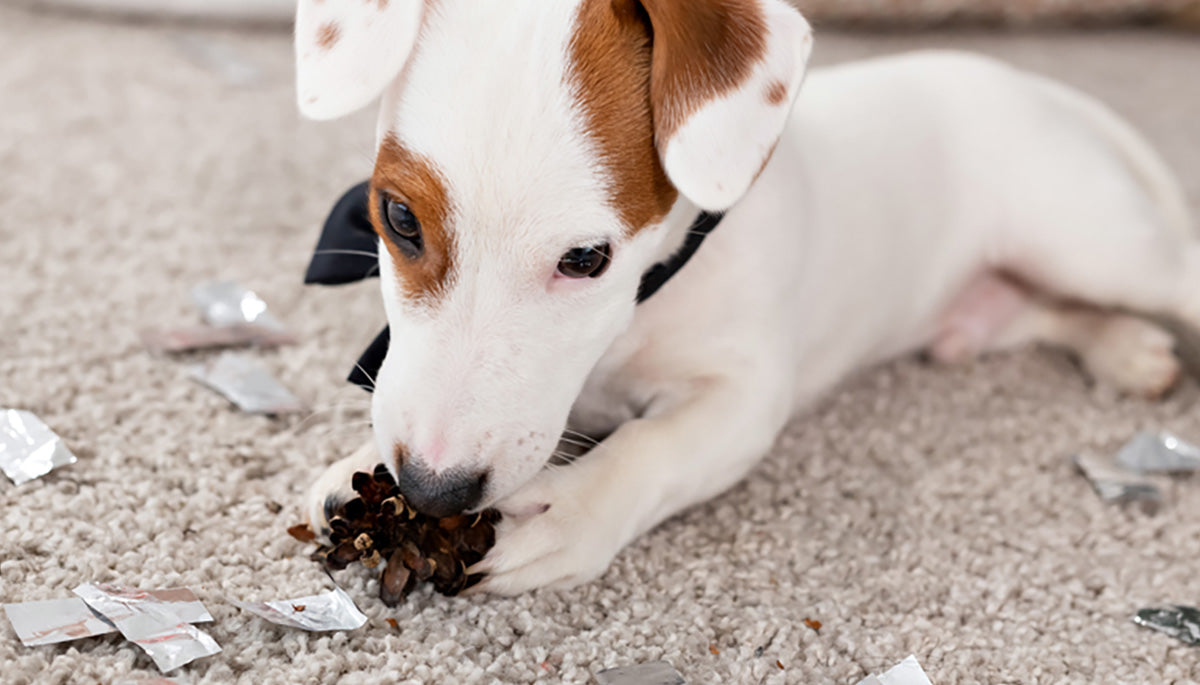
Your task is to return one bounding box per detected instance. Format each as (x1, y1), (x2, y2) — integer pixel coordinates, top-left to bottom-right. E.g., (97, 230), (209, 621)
(296, 0), (812, 516)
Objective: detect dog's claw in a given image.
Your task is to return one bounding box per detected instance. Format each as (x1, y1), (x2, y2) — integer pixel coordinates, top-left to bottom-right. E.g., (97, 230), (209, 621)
(464, 559), (494, 577)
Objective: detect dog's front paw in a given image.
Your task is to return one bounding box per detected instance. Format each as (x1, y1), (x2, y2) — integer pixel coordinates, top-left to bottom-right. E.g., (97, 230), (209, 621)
(465, 466), (626, 596)
(304, 443), (381, 542)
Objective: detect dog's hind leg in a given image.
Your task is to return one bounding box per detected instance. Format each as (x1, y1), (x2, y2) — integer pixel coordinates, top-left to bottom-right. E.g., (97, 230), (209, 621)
(945, 72), (1200, 392)
(931, 272), (1182, 398)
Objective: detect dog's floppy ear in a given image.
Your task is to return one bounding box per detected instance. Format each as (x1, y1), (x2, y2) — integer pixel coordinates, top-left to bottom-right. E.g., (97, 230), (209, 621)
(294, 0), (425, 120)
(642, 0), (812, 210)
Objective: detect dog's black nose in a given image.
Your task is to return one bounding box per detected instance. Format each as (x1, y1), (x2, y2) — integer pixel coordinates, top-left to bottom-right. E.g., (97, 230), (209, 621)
(394, 461), (487, 517)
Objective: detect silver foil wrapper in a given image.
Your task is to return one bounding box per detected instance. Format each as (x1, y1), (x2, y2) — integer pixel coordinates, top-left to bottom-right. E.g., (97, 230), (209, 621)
(140, 324), (295, 354)
(232, 587), (367, 631)
(595, 661), (686, 685)
(191, 281), (285, 332)
(1115, 431), (1200, 473)
(0, 409), (78, 485)
(1072, 453), (1162, 507)
(189, 353), (306, 415)
(4, 590), (211, 647)
(1133, 605), (1200, 645)
(856, 655), (934, 685)
(4, 598), (116, 645)
(73, 583), (220, 672)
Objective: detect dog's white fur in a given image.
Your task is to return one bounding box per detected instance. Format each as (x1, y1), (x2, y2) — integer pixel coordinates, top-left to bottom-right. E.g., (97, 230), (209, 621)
(299, 0), (1196, 594)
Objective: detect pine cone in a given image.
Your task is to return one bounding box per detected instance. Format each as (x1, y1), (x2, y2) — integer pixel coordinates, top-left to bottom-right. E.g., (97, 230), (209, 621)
(288, 464), (498, 606)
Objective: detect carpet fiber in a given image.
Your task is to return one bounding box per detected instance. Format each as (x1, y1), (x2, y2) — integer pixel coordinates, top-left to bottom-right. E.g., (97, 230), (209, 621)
(2, 8), (1199, 683)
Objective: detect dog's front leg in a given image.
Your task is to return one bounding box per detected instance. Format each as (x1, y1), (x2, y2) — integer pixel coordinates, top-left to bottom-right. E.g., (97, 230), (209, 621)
(467, 377), (787, 595)
(305, 441), (381, 539)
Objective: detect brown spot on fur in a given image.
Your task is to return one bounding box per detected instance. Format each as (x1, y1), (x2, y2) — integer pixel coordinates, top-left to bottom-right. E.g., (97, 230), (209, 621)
(641, 0), (768, 143)
(765, 79), (788, 105)
(370, 136), (455, 304)
(568, 0), (678, 234)
(316, 22), (340, 50)
(393, 441), (409, 469)
(366, 0), (388, 8)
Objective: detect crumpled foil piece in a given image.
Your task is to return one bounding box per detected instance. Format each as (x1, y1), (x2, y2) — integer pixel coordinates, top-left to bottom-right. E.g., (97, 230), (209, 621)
(4, 590), (211, 647)
(140, 281), (293, 353)
(0, 409), (77, 485)
(191, 281), (285, 332)
(857, 655), (934, 685)
(1133, 605), (1200, 645)
(73, 583), (220, 673)
(140, 324), (296, 354)
(1072, 453), (1163, 508)
(232, 587), (367, 631)
(189, 353), (306, 415)
(1115, 431), (1200, 474)
(595, 660), (686, 685)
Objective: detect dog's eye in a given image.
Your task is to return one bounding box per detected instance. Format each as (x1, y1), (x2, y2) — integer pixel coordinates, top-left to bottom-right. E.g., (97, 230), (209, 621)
(381, 196), (423, 258)
(557, 243), (611, 279)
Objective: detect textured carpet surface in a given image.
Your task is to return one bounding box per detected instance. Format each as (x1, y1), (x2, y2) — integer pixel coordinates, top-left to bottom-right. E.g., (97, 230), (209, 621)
(2, 8), (1200, 684)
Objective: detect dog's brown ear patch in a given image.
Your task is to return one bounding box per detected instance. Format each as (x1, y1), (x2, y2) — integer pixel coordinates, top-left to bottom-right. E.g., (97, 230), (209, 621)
(613, 0), (812, 210)
(641, 0), (768, 143)
(370, 137), (456, 305)
(568, 0), (679, 235)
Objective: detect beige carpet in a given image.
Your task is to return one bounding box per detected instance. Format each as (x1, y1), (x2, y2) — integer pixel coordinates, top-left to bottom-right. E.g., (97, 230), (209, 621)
(2, 7), (1199, 684)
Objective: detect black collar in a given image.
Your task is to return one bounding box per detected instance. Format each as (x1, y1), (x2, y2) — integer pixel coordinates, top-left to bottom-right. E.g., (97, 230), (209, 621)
(305, 182), (723, 391)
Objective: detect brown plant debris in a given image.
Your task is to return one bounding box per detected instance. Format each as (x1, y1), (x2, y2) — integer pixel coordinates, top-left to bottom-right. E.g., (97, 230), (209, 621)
(288, 464), (498, 606)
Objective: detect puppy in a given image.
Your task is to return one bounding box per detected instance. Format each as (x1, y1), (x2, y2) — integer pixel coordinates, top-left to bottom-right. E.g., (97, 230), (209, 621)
(299, 0), (1196, 594)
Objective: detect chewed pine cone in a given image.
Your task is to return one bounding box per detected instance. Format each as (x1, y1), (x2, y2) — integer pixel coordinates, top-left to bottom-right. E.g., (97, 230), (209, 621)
(288, 464), (498, 606)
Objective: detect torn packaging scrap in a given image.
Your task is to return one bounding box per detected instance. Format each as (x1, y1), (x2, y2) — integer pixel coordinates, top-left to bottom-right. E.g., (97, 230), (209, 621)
(72, 583), (221, 673)
(0, 409), (77, 485)
(4, 591), (211, 646)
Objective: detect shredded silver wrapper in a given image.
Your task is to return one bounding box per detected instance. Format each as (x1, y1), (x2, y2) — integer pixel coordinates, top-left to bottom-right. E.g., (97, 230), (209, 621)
(595, 661), (686, 685)
(1115, 431), (1200, 473)
(1072, 453), (1162, 506)
(1133, 605), (1200, 645)
(73, 583), (220, 672)
(191, 281), (285, 332)
(232, 587), (367, 631)
(4, 598), (116, 645)
(189, 353), (306, 415)
(140, 324), (295, 354)
(4, 590), (211, 647)
(856, 655), (934, 685)
(0, 409), (78, 485)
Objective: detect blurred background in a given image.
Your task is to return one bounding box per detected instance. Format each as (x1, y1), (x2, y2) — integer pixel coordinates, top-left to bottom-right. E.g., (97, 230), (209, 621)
(8, 0), (1200, 26)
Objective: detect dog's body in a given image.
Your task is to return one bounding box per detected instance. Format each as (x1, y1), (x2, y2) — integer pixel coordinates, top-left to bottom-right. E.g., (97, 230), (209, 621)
(300, 0), (1196, 594)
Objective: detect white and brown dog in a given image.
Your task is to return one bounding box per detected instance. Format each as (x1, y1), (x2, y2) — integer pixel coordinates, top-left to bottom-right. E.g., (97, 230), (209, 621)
(300, 0), (1196, 594)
